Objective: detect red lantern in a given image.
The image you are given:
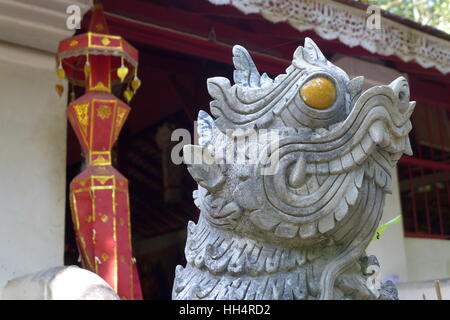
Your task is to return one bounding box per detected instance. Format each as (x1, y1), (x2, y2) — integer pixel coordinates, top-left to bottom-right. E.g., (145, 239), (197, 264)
(56, 3), (142, 300)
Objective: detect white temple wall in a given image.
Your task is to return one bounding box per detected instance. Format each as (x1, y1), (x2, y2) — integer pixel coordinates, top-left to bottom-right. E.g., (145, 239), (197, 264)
(0, 0), (92, 296)
(367, 169), (409, 283)
(404, 238), (450, 282)
(0, 40), (67, 296)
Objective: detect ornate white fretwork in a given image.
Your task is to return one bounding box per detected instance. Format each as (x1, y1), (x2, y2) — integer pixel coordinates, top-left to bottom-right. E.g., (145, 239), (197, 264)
(208, 0), (450, 74)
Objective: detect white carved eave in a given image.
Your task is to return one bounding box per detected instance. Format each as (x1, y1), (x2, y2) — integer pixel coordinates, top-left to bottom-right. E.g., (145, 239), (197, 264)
(207, 0), (450, 74)
(0, 0), (92, 54)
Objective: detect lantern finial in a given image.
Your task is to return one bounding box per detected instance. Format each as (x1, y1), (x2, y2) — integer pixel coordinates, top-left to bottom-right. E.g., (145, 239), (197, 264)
(89, 2), (109, 34)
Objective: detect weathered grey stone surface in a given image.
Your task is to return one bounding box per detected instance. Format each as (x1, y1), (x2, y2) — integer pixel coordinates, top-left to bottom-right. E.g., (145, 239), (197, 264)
(1, 266), (119, 300)
(173, 38), (414, 300)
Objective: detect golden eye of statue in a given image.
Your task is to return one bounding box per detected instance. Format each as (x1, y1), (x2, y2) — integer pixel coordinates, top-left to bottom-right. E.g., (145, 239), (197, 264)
(300, 77), (336, 110)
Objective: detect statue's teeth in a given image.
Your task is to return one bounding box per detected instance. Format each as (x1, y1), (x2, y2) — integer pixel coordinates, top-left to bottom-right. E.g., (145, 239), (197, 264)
(299, 222), (317, 239)
(369, 121), (384, 144)
(329, 157), (343, 173)
(404, 138), (413, 155)
(335, 200), (349, 221)
(318, 214), (335, 234)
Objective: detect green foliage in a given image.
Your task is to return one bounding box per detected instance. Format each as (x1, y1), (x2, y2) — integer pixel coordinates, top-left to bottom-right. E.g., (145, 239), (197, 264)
(371, 215), (402, 242)
(361, 0), (450, 34)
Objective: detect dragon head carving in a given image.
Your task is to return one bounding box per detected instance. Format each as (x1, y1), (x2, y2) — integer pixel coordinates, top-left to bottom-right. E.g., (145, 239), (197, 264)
(174, 38), (414, 300)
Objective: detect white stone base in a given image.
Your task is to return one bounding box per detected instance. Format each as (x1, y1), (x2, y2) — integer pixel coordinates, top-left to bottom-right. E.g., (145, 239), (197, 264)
(1, 266), (119, 300)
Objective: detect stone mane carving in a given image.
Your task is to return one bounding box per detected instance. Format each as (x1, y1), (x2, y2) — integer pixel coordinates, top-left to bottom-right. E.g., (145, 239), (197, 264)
(173, 38), (414, 300)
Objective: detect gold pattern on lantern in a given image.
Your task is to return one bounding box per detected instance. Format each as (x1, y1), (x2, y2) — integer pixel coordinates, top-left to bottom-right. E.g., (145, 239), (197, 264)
(115, 107), (127, 136)
(101, 253), (109, 262)
(55, 84), (64, 97)
(117, 67), (129, 82)
(123, 88), (133, 103)
(131, 77), (141, 92)
(91, 81), (110, 92)
(117, 56), (129, 82)
(56, 69), (65, 81)
(85, 216), (93, 223)
(101, 37), (111, 46)
(69, 39), (79, 47)
(92, 156), (110, 166)
(97, 105), (112, 119)
(95, 176), (112, 184)
(56, 61), (66, 81)
(96, 24), (105, 31)
(131, 68), (141, 92)
(74, 103), (89, 129)
(79, 178), (89, 187)
(120, 255), (125, 263)
(119, 218), (125, 226)
(100, 213), (109, 223)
